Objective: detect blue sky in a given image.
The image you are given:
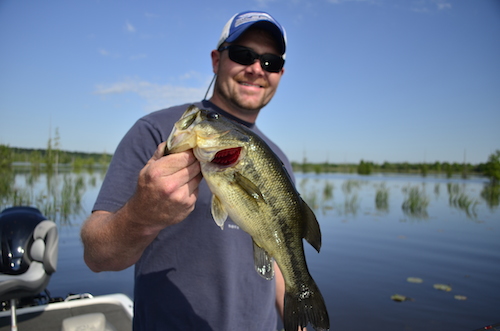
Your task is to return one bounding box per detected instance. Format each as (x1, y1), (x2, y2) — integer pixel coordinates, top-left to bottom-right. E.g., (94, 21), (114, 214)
(1, 0), (499, 164)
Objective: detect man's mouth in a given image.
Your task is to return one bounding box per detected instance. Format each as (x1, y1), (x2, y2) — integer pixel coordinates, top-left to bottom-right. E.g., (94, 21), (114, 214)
(240, 82), (264, 88)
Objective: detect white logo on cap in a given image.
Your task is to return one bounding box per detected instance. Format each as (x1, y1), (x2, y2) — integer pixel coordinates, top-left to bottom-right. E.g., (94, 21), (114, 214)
(234, 12), (276, 28)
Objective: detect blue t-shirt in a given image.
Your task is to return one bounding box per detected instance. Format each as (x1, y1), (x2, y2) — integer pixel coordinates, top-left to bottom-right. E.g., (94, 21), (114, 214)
(93, 100), (293, 331)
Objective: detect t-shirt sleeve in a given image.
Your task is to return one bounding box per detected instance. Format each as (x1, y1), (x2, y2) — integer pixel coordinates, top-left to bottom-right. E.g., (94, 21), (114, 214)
(92, 117), (165, 213)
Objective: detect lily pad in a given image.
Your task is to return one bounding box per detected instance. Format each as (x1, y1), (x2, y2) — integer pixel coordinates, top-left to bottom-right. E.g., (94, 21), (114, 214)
(391, 294), (414, 302)
(433, 284), (452, 292)
(407, 277), (424, 284)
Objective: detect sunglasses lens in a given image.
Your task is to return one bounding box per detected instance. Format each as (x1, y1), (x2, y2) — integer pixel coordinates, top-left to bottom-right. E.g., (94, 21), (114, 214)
(228, 48), (256, 66)
(226, 46), (284, 73)
(261, 54), (284, 73)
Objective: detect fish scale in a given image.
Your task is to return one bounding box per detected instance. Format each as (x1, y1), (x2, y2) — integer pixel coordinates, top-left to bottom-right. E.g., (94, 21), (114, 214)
(167, 105), (330, 331)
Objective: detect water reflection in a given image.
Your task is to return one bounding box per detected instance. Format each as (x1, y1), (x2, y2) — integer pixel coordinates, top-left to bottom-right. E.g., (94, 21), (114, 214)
(481, 183), (500, 210)
(0, 167), (102, 225)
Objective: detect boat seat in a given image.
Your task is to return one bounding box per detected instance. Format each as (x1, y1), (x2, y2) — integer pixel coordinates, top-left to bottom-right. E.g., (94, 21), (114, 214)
(0, 206), (58, 330)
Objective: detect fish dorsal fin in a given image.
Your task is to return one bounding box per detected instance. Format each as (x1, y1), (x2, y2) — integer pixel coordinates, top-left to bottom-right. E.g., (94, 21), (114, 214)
(234, 172), (267, 204)
(211, 194), (228, 230)
(301, 197), (322, 252)
(252, 240), (274, 280)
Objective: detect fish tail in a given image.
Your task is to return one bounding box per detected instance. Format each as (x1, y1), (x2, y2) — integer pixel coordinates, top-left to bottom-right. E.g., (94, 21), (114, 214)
(283, 283), (330, 331)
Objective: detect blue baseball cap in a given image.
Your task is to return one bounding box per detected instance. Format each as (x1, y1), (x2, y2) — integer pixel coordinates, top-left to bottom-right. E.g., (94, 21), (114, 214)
(217, 11), (287, 59)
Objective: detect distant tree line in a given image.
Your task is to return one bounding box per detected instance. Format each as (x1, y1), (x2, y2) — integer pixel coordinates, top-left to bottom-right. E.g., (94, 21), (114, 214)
(0, 144), (112, 171)
(293, 150), (500, 183)
(2, 142), (500, 185)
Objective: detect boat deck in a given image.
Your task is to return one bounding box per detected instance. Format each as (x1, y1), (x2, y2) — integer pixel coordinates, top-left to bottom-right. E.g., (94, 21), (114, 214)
(0, 294), (133, 331)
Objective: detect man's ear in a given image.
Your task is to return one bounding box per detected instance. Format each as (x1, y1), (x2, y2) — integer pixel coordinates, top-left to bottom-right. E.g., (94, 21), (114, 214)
(211, 50), (220, 75)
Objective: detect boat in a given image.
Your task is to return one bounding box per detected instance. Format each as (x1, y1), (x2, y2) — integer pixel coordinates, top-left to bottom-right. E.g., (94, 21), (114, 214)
(0, 206), (133, 331)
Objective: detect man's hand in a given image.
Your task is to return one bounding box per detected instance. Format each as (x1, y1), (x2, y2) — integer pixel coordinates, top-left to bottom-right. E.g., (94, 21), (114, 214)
(81, 142), (202, 272)
(126, 142), (202, 232)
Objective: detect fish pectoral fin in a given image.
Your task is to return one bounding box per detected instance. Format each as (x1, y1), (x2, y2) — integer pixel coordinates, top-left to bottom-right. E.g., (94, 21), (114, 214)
(252, 241), (274, 280)
(301, 197), (322, 253)
(233, 172), (266, 204)
(211, 194), (228, 230)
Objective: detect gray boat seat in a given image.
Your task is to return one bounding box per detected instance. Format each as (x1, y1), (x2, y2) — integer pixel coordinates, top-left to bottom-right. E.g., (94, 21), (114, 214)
(0, 206), (58, 302)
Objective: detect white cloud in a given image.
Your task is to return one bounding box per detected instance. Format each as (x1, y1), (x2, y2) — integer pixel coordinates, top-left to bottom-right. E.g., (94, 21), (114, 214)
(411, 0), (452, 13)
(436, 0), (451, 10)
(125, 21), (136, 33)
(98, 48), (121, 58)
(327, 0), (376, 4)
(255, 0), (277, 7)
(144, 12), (160, 18)
(130, 53), (147, 60)
(327, 0), (452, 11)
(94, 77), (211, 112)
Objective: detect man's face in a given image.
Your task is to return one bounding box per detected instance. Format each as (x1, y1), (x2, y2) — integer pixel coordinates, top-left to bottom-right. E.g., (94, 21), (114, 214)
(210, 29), (285, 119)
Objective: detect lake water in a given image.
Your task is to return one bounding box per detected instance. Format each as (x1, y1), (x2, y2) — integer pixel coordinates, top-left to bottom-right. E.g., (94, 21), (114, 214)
(2, 170), (499, 331)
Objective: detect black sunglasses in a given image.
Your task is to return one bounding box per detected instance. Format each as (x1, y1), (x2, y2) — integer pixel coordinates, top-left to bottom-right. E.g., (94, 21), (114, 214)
(218, 45), (285, 73)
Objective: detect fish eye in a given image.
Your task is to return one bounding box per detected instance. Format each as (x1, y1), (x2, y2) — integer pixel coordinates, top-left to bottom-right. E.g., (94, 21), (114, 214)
(207, 112), (220, 120)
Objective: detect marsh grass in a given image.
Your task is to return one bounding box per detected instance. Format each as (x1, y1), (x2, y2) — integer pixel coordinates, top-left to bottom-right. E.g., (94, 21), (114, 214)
(447, 183), (479, 218)
(342, 180), (362, 195)
(480, 183), (500, 210)
(342, 180), (362, 215)
(0, 169), (87, 225)
(323, 181), (334, 201)
(375, 183), (389, 212)
(402, 185), (429, 218)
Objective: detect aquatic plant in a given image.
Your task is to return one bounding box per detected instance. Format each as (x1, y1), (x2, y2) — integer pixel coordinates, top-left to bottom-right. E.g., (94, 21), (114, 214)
(375, 183), (389, 212)
(0, 145), (12, 169)
(402, 185), (429, 218)
(434, 183), (440, 198)
(340, 180), (361, 215)
(322, 181), (334, 201)
(0, 168), (87, 225)
(344, 194), (359, 215)
(342, 180), (361, 195)
(447, 183), (479, 218)
(483, 150), (500, 185)
(481, 183), (500, 210)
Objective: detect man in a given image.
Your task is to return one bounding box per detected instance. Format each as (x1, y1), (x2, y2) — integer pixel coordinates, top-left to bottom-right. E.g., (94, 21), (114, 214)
(81, 11), (291, 330)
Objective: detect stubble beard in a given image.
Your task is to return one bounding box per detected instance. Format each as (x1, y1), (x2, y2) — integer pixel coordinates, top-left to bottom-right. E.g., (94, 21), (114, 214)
(213, 78), (268, 114)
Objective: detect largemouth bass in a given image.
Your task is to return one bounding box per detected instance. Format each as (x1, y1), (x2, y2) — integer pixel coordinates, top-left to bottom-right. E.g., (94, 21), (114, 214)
(166, 105), (330, 331)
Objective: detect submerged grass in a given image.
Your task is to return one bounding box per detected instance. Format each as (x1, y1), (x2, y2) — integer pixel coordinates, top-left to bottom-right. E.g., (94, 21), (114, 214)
(447, 183), (479, 219)
(402, 185), (429, 219)
(375, 183), (389, 212)
(1, 169), (87, 225)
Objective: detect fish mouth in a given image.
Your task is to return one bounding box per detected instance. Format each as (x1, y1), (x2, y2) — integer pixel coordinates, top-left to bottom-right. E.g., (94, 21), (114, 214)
(211, 147), (242, 166)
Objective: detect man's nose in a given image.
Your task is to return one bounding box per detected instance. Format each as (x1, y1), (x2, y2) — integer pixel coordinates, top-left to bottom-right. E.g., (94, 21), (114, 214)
(245, 59), (265, 76)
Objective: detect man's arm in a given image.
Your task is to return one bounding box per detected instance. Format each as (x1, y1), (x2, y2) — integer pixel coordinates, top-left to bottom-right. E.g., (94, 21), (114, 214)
(80, 143), (202, 272)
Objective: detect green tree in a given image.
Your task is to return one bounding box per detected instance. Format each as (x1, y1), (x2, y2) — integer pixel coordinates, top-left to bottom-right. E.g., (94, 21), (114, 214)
(357, 160), (372, 175)
(0, 145), (12, 169)
(433, 161), (442, 173)
(484, 150), (500, 184)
